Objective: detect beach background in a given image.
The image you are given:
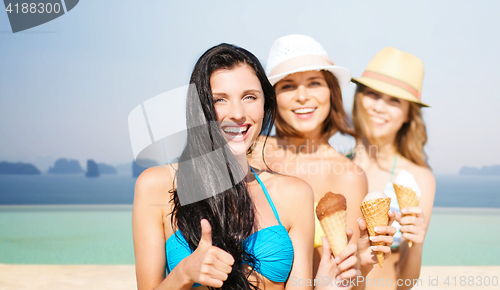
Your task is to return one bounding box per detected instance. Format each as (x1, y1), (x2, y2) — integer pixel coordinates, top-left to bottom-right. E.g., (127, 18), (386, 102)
(1, 0), (500, 289)
(1, 175), (499, 289)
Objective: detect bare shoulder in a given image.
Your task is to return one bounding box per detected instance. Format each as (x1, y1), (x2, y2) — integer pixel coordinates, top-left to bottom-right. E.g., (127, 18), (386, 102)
(135, 165), (175, 196)
(257, 171), (314, 230)
(134, 165), (176, 215)
(258, 170), (314, 206)
(415, 166), (435, 185)
(401, 160), (436, 190)
(414, 165), (436, 201)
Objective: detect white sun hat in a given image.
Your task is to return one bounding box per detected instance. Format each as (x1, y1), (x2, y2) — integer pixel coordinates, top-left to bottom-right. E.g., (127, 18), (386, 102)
(266, 34), (351, 89)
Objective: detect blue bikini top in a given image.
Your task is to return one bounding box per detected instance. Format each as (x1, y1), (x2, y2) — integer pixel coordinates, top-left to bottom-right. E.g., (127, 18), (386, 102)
(165, 168), (294, 287)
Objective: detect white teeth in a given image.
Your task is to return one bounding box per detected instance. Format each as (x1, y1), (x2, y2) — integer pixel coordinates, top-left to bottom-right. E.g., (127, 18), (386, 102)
(293, 108), (315, 114)
(223, 125), (249, 134)
(370, 116), (386, 124)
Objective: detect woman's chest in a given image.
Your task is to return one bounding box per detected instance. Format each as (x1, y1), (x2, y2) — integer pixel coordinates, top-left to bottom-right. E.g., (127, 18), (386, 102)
(365, 168), (391, 192)
(268, 157), (344, 201)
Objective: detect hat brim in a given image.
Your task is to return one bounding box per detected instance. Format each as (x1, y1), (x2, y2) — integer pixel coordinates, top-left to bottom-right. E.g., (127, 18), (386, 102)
(268, 65), (352, 91)
(352, 77), (430, 107)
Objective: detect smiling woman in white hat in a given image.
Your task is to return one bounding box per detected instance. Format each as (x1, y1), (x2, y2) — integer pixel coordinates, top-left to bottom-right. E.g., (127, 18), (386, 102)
(249, 34), (397, 281)
(351, 47), (436, 290)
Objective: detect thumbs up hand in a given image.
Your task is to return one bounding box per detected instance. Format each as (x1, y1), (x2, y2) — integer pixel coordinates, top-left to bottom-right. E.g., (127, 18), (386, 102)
(180, 219), (235, 287)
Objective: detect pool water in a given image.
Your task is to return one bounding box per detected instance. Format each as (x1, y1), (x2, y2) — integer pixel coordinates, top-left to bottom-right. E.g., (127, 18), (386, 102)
(1, 206), (499, 265)
(0, 205), (134, 264)
(422, 207), (500, 265)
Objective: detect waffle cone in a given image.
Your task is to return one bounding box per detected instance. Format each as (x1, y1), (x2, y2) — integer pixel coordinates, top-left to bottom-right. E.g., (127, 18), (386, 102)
(318, 210), (347, 257)
(360, 197), (391, 267)
(393, 184), (419, 248)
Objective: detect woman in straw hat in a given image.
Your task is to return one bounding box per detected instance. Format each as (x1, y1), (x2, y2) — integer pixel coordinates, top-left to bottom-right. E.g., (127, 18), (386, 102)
(249, 34), (396, 280)
(350, 47), (436, 290)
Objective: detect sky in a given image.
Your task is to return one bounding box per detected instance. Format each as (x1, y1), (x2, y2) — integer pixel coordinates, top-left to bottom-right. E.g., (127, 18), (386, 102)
(1, 0), (499, 174)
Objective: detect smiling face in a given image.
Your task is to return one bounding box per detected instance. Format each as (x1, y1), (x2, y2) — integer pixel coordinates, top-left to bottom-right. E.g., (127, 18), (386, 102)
(359, 87), (410, 140)
(210, 63), (265, 156)
(274, 71), (331, 137)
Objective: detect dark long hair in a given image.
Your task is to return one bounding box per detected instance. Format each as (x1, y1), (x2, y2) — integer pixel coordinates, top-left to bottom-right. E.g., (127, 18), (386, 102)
(171, 43), (276, 289)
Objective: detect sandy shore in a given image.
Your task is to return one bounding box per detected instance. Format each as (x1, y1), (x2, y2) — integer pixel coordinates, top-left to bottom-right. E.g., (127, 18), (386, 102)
(415, 267), (500, 289)
(0, 264), (499, 289)
(0, 264), (136, 290)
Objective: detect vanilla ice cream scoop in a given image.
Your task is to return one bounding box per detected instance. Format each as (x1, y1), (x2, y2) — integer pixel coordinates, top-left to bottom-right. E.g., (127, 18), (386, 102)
(363, 191), (388, 202)
(394, 170), (421, 198)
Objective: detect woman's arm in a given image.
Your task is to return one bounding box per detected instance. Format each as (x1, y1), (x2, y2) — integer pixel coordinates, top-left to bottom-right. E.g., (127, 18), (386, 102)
(133, 167), (234, 290)
(395, 169), (436, 290)
(133, 167), (192, 290)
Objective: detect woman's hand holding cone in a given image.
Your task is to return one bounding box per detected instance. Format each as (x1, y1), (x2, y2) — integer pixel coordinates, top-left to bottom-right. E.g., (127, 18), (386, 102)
(359, 194), (391, 267)
(315, 230), (360, 289)
(399, 207), (427, 247)
(357, 210), (397, 272)
(393, 183), (420, 247)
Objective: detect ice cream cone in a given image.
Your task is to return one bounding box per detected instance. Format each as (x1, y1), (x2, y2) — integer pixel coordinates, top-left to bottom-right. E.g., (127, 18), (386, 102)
(360, 197), (391, 268)
(393, 184), (419, 248)
(319, 210), (347, 256)
(316, 192), (348, 257)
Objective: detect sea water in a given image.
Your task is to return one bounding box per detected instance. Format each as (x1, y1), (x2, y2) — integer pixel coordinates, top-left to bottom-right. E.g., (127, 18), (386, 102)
(2, 174), (499, 207)
(0, 174), (135, 205)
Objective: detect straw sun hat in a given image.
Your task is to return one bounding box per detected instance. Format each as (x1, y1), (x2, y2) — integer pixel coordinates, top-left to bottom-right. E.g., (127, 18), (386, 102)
(266, 34), (351, 90)
(352, 47), (430, 107)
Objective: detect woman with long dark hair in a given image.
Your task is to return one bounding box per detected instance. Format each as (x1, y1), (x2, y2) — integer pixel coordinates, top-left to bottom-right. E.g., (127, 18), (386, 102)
(351, 47), (436, 290)
(133, 43), (359, 290)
